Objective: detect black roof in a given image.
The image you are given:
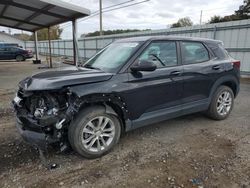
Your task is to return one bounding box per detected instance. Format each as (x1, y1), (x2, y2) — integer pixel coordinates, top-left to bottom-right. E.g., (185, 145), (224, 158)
(117, 35), (222, 44)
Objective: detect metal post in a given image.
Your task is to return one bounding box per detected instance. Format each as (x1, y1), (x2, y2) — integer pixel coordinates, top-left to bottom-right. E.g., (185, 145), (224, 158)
(96, 38), (98, 54)
(213, 26), (217, 39)
(99, 0), (103, 36)
(199, 10), (203, 36)
(72, 19), (79, 66)
(83, 39), (86, 60)
(199, 10), (203, 25)
(64, 40), (66, 56)
(48, 27), (52, 68)
(34, 31), (39, 61)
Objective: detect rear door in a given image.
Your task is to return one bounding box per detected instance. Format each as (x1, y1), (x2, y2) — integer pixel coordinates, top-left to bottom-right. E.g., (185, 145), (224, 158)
(1, 47), (16, 60)
(125, 40), (183, 120)
(180, 41), (223, 104)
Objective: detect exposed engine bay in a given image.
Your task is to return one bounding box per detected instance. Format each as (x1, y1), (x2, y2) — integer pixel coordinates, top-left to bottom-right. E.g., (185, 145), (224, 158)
(28, 93), (68, 127)
(13, 86), (127, 153)
(13, 88), (79, 151)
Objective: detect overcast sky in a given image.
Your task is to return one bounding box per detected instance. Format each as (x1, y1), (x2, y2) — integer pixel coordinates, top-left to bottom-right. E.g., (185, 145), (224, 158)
(0, 0), (243, 39)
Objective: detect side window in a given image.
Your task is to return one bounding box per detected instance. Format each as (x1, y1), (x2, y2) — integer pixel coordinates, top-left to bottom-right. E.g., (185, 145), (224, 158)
(181, 42), (209, 64)
(137, 41), (177, 68)
(10, 47), (17, 52)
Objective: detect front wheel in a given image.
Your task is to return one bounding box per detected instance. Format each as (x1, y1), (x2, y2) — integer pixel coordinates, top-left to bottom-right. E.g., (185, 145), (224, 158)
(16, 55), (25, 62)
(207, 86), (234, 120)
(68, 106), (121, 159)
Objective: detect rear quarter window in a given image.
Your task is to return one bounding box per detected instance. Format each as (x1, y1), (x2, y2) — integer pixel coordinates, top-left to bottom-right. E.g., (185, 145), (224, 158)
(206, 42), (229, 59)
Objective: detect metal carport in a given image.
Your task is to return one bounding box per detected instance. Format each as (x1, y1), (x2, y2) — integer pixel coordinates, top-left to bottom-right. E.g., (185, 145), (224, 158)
(0, 0), (91, 67)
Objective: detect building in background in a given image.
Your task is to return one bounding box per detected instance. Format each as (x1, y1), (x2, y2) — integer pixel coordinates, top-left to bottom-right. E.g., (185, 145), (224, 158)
(0, 31), (24, 47)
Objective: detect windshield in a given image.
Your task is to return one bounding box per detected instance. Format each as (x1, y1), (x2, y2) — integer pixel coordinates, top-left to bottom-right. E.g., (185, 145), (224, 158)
(83, 42), (141, 73)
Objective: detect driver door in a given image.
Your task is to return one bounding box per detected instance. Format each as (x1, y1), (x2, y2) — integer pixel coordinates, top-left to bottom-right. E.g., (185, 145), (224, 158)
(125, 40), (183, 122)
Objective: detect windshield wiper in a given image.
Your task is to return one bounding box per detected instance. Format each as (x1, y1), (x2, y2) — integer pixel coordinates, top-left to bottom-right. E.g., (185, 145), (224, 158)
(84, 64), (102, 71)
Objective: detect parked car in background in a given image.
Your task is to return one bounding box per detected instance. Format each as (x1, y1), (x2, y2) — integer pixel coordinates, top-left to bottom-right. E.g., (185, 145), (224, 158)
(0, 46), (33, 61)
(13, 36), (240, 159)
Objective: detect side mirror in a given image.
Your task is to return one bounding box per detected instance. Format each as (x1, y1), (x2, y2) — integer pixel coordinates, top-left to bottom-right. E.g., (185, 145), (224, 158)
(130, 60), (157, 72)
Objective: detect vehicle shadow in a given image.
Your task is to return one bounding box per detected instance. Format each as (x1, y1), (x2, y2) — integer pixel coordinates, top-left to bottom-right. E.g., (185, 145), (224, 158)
(0, 112), (211, 174)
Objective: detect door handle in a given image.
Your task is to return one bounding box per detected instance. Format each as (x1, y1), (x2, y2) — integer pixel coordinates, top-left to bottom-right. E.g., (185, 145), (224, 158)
(212, 65), (221, 70)
(170, 71), (181, 76)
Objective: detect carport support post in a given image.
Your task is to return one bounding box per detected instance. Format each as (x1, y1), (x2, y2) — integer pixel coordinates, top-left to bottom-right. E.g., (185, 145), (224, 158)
(72, 19), (79, 66)
(48, 27), (52, 68)
(34, 31), (39, 61)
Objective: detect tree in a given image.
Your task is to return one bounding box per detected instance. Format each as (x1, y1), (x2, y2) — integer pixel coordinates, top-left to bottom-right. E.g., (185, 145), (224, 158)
(13, 33), (31, 41)
(30, 25), (63, 41)
(81, 29), (151, 38)
(209, 15), (223, 23)
(171, 17), (193, 28)
(235, 0), (250, 17)
(209, 0), (250, 23)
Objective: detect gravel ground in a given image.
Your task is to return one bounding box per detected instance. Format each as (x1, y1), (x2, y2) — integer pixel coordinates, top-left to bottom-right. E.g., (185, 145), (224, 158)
(0, 60), (249, 188)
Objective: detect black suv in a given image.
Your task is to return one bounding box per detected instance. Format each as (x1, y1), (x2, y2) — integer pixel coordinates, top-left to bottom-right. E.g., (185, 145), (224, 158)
(13, 36), (240, 158)
(0, 46), (33, 61)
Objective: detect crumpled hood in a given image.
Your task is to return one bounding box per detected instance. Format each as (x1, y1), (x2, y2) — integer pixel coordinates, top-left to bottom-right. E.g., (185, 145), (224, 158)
(19, 66), (113, 91)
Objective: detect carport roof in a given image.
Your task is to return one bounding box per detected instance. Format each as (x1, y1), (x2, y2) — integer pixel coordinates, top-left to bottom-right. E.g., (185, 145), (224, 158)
(0, 0), (91, 32)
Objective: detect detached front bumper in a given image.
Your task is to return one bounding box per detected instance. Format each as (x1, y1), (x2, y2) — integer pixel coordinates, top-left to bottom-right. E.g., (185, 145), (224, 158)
(12, 88), (77, 151)
(13, 95), (59, 150)
(15, 117), (57, 150)
(16, 118), (47, 150)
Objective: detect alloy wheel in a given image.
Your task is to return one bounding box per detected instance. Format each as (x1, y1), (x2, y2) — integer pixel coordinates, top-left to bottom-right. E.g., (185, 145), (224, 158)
(216, 91), (232, 116)
(81, 116), (115, 153)
(16, 55), (24, 61)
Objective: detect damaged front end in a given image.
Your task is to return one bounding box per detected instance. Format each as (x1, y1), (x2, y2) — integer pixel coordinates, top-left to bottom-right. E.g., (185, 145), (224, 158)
(12, 87), (80, 151)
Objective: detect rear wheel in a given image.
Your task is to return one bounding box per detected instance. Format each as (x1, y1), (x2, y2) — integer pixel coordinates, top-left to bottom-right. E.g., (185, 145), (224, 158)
(68, 106), (121, 158)
(16, 55), (25, 62)
(207, 86), (234, 120)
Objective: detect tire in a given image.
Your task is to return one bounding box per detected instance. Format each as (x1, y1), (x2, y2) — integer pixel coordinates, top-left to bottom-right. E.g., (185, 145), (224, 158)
(68, 106), (121, 159)
(207, 85), (234, 120)
(16, 55), (25, 62)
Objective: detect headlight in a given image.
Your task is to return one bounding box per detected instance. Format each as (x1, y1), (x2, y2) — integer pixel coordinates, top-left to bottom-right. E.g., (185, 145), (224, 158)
(13, 94), (22, 107)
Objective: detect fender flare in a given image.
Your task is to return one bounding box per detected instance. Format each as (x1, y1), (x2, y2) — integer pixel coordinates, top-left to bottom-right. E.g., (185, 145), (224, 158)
(104, 104), (118, 116)
(208, 75), (239, 101)
(72, 93), (129, 120)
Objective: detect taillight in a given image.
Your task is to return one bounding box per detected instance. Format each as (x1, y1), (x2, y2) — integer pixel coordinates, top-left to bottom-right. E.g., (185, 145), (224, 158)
(232, 61), (240, 69)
